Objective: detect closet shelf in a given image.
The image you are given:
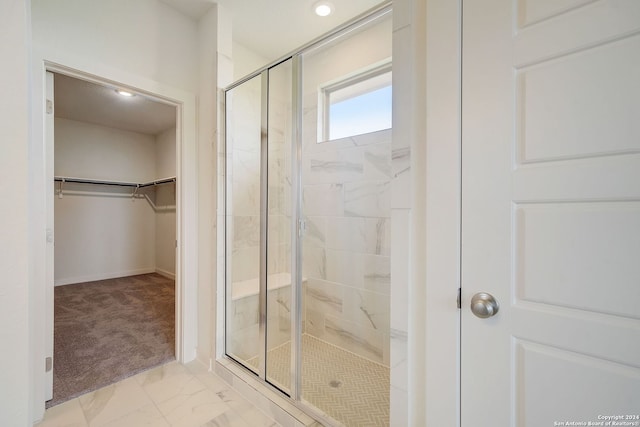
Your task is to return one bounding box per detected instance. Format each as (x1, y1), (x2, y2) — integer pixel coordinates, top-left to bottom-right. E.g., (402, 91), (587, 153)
(54, 176), (176, 188)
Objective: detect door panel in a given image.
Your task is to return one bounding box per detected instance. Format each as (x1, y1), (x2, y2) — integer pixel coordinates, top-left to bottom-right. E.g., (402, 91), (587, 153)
(514, 339), (640, 426)
(516, 35), (640, 163)
(225, 61), (296, 390)
(225, 74), (263, 373)
(266, 58), (293, 393)
(461, 0), (640, 425)
(515, 202), (640, 320)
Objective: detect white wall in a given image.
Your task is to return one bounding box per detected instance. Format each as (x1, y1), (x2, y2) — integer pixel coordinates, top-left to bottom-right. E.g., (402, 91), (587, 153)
(155, 126), (177, 278)
(54, 190), (157, 284)
(31, 0), (199, 94)
(156, 126), (176, 178)
(55, 118), (157, 182)
(54, 119), (178, 284)
(232, 42), (269, 81)
(54, 118), (158, 285)
(0, 0), (31, 425)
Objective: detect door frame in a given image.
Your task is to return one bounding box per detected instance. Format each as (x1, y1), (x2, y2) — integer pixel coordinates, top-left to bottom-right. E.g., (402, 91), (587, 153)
(420, 0), (462, 425)
(45, 62), (185, 353)
(30, 50), (199, 420)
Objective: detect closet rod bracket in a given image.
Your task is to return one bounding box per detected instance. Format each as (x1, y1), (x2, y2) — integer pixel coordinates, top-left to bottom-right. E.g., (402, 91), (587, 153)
(58, 178), (65, 199)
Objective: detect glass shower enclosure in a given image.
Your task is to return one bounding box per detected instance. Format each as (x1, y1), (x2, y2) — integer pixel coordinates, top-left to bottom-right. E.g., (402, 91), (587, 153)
(224, 7), (392, 426)
(225, 58), (295, 394)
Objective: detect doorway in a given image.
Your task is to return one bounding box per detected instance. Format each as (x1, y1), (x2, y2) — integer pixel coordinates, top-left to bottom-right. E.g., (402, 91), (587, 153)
(46, 71), (179, 406)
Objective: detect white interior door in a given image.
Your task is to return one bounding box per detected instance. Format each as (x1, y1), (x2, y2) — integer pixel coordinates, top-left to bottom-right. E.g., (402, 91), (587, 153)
(45, 71), (55, 401)
(461, 1), (640, 425)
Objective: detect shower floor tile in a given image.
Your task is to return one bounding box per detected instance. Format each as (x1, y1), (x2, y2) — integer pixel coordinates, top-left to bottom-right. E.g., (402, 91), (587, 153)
(248, 334), (389, 426)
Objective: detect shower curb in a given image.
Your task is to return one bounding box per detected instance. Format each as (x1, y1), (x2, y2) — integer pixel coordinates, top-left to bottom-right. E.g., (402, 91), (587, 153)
(215, 358), (329, 427)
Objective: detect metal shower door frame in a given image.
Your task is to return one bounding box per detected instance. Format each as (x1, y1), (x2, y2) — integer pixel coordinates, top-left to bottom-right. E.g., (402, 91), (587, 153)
(222, 4), (392, 424)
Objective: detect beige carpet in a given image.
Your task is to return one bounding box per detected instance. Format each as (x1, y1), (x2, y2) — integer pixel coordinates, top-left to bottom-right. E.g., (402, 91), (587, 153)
(249, 334), (390, 426)
(49, 273), (175, 408)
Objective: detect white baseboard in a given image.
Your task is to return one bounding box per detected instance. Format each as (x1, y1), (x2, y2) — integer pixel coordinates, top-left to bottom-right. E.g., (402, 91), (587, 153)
(54, 267), (156, 286)
(155, 268), (176, 280)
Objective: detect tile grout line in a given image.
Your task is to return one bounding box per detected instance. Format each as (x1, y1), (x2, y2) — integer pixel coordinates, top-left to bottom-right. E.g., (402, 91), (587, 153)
(138, 368), (173, 427)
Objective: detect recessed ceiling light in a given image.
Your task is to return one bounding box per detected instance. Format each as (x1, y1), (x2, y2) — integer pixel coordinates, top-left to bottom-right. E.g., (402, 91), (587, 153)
(116, 89), (134, 97)
(314, 1), (333, 17)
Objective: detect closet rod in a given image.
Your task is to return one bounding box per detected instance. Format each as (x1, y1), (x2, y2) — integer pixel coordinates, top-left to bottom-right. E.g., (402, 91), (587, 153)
(139, 177), (176, 188)
(54, 176), (137, 187)
(54, 176), (176, 188)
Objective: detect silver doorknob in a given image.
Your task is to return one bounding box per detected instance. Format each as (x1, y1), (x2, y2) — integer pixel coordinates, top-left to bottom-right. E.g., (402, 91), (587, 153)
(470, 292), (499, 318)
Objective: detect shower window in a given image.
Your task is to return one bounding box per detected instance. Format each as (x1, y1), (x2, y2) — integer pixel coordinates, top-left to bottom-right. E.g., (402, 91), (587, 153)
(317, 60), (392, 142)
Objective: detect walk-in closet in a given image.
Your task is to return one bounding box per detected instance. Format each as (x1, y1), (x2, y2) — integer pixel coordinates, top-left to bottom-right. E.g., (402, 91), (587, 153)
(49, 73), (177, 406)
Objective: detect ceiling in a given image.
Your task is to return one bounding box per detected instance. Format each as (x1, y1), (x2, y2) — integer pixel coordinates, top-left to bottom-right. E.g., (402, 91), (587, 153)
(54, 73), (176, 136)
(164, 0), (385, 61)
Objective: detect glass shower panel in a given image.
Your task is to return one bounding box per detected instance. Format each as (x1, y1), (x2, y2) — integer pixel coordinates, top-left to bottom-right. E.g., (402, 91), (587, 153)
(225, 74), (263, 372)
(266, 59), (293, 393)
(300, 11), (392, 426)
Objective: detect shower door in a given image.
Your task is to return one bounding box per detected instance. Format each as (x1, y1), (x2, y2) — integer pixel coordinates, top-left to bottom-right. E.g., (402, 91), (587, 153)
(225, 59), (295, 393)
(224, 7), (392, 426)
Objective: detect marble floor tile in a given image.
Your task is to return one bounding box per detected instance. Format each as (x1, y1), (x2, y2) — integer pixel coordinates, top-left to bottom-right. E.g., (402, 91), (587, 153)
(35, 398), (88, 427)
(214, 387), (256, 415)
(78, 377), (154, 427)
(136, 361), (206, 405)
(38, 361), (284, 427)
(99, 403), (169, 427)
(158, 387), (231, 427)
(195, 372), (232, 394)
(200, 409), (251, 427)
(184, 361), (230, 394)
(238, 407), (280, 427)
(184, 360), (209, 376)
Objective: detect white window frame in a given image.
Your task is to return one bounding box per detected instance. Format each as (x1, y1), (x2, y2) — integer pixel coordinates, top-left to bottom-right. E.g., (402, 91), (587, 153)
(317, 57), (392, 143)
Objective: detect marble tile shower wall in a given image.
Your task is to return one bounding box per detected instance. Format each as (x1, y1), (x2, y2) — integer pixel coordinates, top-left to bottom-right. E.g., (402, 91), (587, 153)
(229, 80), (261, 283)
(229, 89), (292, 285)
(266, 77), (294, 351)
(267, 73), (293, 282)
(230, 99), (291, 288)
(301, 128), (393, 366)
